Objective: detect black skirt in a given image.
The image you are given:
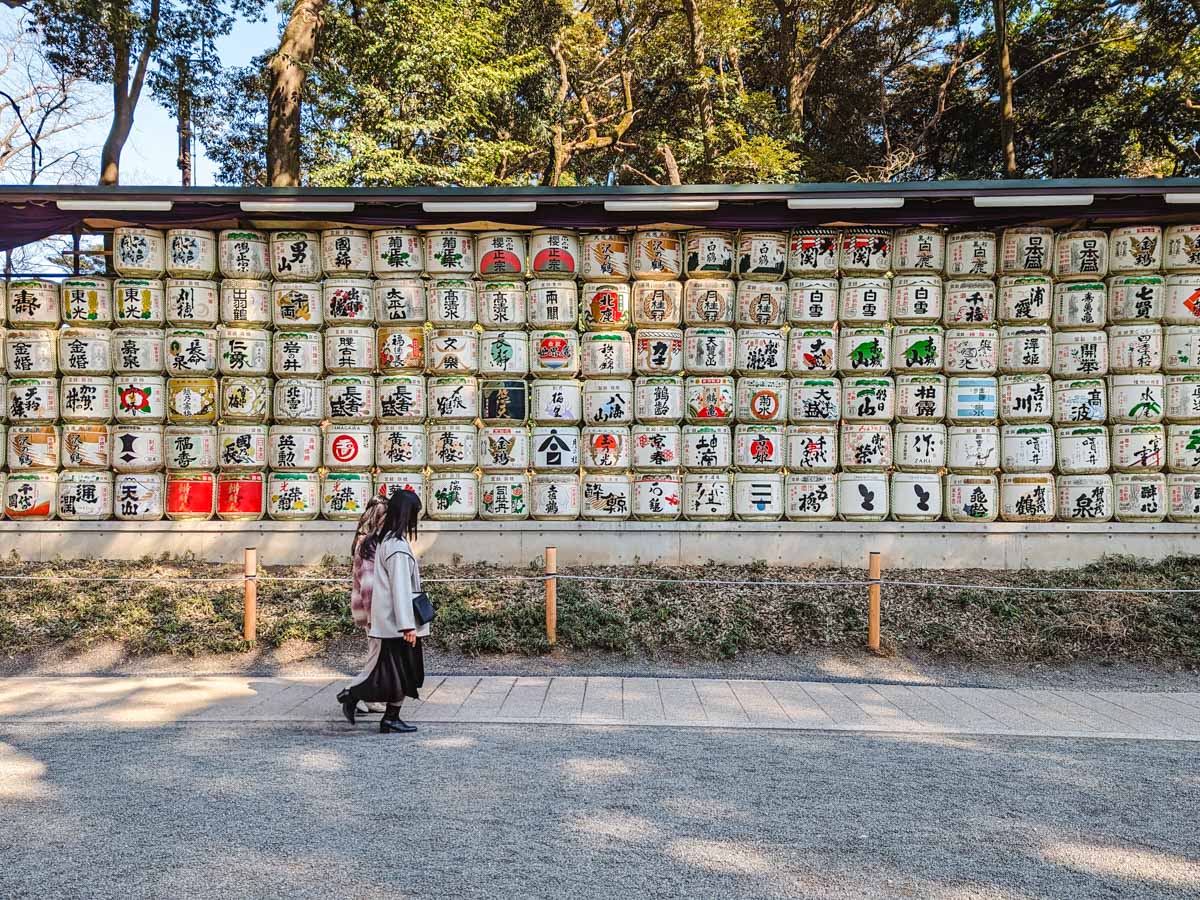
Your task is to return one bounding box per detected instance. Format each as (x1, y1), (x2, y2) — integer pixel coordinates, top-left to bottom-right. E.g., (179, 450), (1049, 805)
(349, 637), (425, 703)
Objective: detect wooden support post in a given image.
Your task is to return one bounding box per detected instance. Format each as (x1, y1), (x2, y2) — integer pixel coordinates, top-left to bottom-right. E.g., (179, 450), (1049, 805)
(243, 547), (258, 644)
(867, 550), (881, 653)
(545, 546), (558, 646)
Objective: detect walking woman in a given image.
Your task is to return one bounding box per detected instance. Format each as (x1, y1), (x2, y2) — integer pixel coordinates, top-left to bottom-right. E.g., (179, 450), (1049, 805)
(338, 494), (388, 717)
(339, 488), (428, 734)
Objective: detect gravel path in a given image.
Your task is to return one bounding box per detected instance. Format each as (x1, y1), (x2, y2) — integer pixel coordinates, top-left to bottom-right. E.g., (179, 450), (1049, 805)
(2, 723), (1198, 899)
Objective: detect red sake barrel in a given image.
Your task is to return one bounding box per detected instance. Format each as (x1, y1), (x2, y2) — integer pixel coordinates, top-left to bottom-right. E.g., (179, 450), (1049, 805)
(216, 471), (266, 521)
(167, 471), (217, 521)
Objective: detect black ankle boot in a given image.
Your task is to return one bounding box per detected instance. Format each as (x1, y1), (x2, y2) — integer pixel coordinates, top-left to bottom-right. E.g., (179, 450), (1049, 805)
(380, 717), (417, 734)
(337, 689), (357, 724)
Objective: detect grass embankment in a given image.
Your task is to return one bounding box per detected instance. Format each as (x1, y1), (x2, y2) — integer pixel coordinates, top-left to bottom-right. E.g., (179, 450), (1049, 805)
(0, 554), (1198, 665)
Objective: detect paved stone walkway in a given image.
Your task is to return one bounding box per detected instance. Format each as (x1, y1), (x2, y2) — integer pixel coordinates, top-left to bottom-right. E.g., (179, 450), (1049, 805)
(3, 674), (1200, 740)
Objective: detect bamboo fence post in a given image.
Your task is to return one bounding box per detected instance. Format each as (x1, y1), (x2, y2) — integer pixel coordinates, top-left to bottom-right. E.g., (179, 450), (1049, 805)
(243, 547), (258, 644)
(867, 550), (881, 652)
(545, 546), (558, 646)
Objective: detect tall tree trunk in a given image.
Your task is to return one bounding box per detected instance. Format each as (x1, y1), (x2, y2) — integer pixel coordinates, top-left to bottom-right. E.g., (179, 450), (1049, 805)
(176, 56), (192, 187)
(681, 0), (714, 179)
(993, 0), (1018, 177)
(98, 0), (160, 186)
(267, 0), (327, 187)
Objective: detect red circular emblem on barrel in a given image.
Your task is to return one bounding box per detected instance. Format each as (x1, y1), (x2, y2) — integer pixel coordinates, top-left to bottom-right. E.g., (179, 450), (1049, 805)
(331, 435), (359, 463)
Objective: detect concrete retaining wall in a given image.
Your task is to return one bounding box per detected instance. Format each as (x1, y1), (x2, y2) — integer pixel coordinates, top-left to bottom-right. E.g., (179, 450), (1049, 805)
(0, 521), (1196, 569)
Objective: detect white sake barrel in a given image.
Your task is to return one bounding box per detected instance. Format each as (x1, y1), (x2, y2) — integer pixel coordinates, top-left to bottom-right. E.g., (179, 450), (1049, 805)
(1111, 423), (1165, 472)
(787, 328), (836, 376)
(428, 278), (477, 326)
(838, 327), (890, 375)
(4, 472), (56, 520)
(633, 474), (682, 521)
(787, 228), (839, 276)
(893, 422), (946, 471)
(581, 473), (633, 519)
(736, 377), (787, 424)
(682, 424), (731, 471)
(842, 377), (894, 423)
(374, 473), (426, 512)
(1114, 472), (1166, 522)
(632, 229), (683, 280)
(58, 470), (113, 521)
(531, 378), (582, 424)
(427, 423), (478, 471)
(1056, 474), (1113, 521)
(1166, 374), (1200, 422)
(734, 424), (785, 470)
(736, 330), (787, 376)
(269, 230), (322, 281)
(1164, 274), (1200, 325)
(838, 471), (889, 521)
(1056, 425), (1110, 474)
(943, 474), (998, 522)
(113, 472), (165, 521)
(840, 422), (892, 471)
(840, 229), (892, 276)
(999, 325), (1052, 375)
(8, 279), (59, 328)
(893, 326), (942, 374)
(633, 328), (681, 376)
(8, 424), (58, 470)
(215, 471), (267, 521)
(999, 473), (1056, 522)
(375, 424), (426, 471)
(377, 374), (426, 423)
(166, 376), (218, 425)
(478, 281), (526, 329)
(218, 424), (268, 471)
(999, 374), (1052, 424)
(1167, 424), (1200, 472)
(271, 281), (324, 330)
(581, 233), (630, 281)
(267, 471), (320, 521)
(480, 473), (531, 520)
(631, 424), (681, 471)
(891, 275), (942, 325)
(111, 327), (163, 373)
(789, 376), (841, 423)
(531, 473), (581, 520)
(528, 279), (578, 328)
(946, 376), (998, 425)
(218, 279), (271, 327)
(635, 375), (684, 424)
(6, 329), (57, 375)
(324, 325), (377, 374)
(7, 377), (58, 424)
(686, 230), (735, 278)
(374, 278), (426, 325)
(61, 277), (112, 325)
(895, 374), (946, 422)
(479, 331), (529, 377)
(1108, 324), (1162, 374)
(475, 231), (526, 279)
(479, 425), (530, 472)
(736, 231), (787, 281)
(1000, 226), (1054, 275)
(1107, 275), (1163, 324)
(1109, 374), (1164, 424)
(221, 376), (271, 424)
(1053, 281), (1107, 330)
(271, 331), (323, 378)
(787, 277), (839, 326)
(1055, 230), (1108, 281)
(529, 329), (581, 377)
(684, 326), (735, 375)
(112, 227), (165, 277)
(685, 375), (735, 425)
(377, 326), (424, 374)
(893, 227), (945, 274)
(1164, 326), (1200, 373)
(323, 278), (374, 325)
(998, 275), (1052, 324)
(218, 326), (270, 377)
(943, 279), (995, 326)
(531, 425), (580, 471)
(426, 375), (476, 423)
(1053, 379), (1107, 425)
(944, 327), (998, 375)
(1165, 224), (1200, 273)
(580, 425), (631, 471)
(218, 229), (268, 279)
(324, 423), (374, 470)
(785, 473), (838, 521)
(1001, 424), (1055, 473)
(631, 280), (683, 327)
(785, 424), (837, 473)
(114, 375), (166, 423)
(319, 374), (371, 423)
(1167, 474), (1200, 522)
(166, 229), (217, 278)
(164, 425), (217, 470)
(163, 328), (217, 377)
(110, 424), (162, 473)
(947, 231), (997, 277)
(166, 278), (220, 327)
(946, 425), (999, 473)
(320, 228), (371, 276)
(528, 229), (579, 278)
(61, 423), (110, 469)
(580, 331), (633, 378)
(267, 425), (321, 470)
(839, 277), (890, 325)
(57, 326), (111, 375)
(1109, 225), (1162, 275)
(319, 471), (372, 520)
(734, 471), (784, 520)
(683, 278), (735, 326)
(372, 228), (424, 275)
(1052, 330), (1108, 378)
(684, 472), (732, 520)
(736, 281), (788, 327)
(891, 471), (941, 522)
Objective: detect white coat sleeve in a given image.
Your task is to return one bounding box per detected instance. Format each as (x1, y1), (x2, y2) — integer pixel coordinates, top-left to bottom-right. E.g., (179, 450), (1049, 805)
(386, 547), (419, 633)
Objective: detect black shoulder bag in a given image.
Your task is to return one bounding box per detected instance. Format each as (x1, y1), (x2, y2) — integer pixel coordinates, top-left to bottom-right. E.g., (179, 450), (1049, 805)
(413, 590), (436, 627)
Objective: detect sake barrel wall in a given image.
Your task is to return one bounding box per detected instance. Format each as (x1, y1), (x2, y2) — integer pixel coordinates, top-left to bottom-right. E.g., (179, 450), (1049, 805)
(3, 221), (1200, 529)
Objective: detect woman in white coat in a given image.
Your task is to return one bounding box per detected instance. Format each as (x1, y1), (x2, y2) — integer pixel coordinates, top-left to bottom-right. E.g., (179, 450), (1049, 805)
(340, 488), (429, 734)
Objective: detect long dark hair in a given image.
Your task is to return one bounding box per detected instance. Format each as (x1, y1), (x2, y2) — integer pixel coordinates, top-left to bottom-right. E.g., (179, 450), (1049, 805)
(379, 488), (421, 543)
